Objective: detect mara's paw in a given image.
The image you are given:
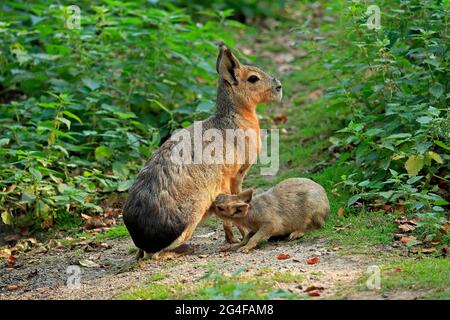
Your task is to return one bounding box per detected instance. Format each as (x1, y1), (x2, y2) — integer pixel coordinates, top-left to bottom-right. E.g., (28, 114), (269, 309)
(225, 236), (240, 244)
(237, 246), (252, 254)
(288, 231), (304, 241)
(152, 251), (177, 261)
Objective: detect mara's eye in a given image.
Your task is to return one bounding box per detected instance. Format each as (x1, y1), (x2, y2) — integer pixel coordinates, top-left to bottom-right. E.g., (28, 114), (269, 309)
(218, 206), (225, 212)
(247, 75), (260, 83)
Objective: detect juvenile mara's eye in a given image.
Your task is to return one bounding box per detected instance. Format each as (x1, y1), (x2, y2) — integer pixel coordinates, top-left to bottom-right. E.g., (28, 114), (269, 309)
(217, 206), (225, 212)
(247, 75), (259, 83)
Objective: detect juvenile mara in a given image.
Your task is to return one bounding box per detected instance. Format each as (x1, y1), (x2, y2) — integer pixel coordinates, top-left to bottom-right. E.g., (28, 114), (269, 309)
(212, 178), (329, 253)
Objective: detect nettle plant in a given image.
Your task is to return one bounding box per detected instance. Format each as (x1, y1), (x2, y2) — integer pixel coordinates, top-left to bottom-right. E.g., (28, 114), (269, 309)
(0, 1), (242, 229)
(328, 1), (449, 241)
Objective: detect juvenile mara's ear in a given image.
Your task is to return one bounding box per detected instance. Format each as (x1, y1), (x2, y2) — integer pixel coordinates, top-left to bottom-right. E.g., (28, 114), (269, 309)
(238, 189), (253, 203)
(233, 203), (249, 215)
(216, 42), (241, 86)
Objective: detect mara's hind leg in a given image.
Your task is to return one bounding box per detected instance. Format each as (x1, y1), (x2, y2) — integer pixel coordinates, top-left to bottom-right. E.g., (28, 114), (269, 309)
(152, 215), (203, 261)
(288, 230), (305, 241)
(136, 248), (145, 261)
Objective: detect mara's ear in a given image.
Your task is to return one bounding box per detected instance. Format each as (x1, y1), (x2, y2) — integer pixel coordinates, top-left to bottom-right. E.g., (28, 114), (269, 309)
(238, 189), (253, 203)
(216, 42), (241, 86)
(233, 203), (249, 214)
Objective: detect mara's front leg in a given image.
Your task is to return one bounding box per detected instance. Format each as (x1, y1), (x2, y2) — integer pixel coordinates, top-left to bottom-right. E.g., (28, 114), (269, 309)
(223, 220), (240, 243)
(238, 225), (273, 253)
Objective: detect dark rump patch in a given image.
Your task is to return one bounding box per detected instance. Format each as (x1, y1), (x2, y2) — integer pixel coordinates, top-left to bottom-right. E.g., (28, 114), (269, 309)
(123, 192), (187, 253)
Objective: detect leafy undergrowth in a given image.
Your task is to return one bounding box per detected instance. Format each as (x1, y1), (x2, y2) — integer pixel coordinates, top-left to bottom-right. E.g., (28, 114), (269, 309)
(357, 258), (450, 299)
(0, 0), (241, 230)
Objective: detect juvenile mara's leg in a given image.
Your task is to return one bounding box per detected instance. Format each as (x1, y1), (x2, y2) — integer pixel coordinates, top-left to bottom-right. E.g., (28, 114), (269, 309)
(288, 230), (305, 241)
(237, 225), (247, 237)
(230, 231), (254, 251)
(238, 225), (273, 253)
(223, 221), (240, 243)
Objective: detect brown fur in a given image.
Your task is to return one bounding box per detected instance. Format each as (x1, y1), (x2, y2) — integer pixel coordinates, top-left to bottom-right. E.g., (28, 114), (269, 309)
(212, 178), (330, 253)
(123, 43), (282, 260)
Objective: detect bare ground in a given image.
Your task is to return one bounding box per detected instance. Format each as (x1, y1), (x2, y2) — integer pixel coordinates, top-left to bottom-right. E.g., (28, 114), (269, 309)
(0, 223), (371, 300)
(0, 223), (431, 300)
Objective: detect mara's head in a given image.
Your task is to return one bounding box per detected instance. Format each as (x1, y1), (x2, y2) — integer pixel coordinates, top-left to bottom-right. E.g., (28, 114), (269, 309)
(212, 189), (254, 219)
(216, 42), (282, 109)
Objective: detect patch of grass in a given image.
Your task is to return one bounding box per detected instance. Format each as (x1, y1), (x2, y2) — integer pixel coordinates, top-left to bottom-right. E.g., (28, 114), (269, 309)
(118, 269), (298, 300)
(149, 272), (166, 282)
(357, 258), (450, 299)
(303, 209), (396, 251)
(271, 271), (305, 283)
(128, 246), (137, 254)
(96, 225), (130, 240)
(202, 215), (220, 230)
(119, 282), (193, 300)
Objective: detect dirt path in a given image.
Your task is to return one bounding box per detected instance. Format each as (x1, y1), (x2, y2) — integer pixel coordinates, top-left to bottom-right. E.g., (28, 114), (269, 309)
(1, 223), (374, 300)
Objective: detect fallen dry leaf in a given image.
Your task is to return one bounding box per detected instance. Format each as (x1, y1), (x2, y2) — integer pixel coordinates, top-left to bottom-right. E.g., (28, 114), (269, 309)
(304, 285), (324, 292)
(277, 253), (291, 260)
(421, 248), (437, 254)
(6, 284), (22, 291)
(5, 184), (17, 193)
(400, 236), (416, 244)
(398, 224), (416, 233)
(6, 255), (17, 268)
(307, 291), (321, 297)
(377, 204), (393, 212)
(307, 257), (320, 265)
(272, 114), (288, 125)
(308, 89), (323, 100)
(394, 268), (402, 273)
(337, 207), (344, 218)
(442, 245), (448, 256)
(78, 259), (100, 268)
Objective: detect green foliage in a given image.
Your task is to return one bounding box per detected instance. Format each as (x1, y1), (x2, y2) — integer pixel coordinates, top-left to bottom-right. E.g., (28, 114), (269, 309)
(324, 1), (449, 242)
(358, 258), (450, 298)
(0, 0), (241, 229)
(168, 0), (288, 22)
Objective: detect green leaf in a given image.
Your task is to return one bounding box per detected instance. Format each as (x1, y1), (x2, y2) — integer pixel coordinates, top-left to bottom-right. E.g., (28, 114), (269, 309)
(117, 179), (134, 192)
(347, 194), (361, 206)
(63, 110), (82, 123)
(1, 211), (13, 225)
(29, 167), (42, 182)
(112, 161), (129, 178)
(434, 140), (450, 151)
(21, 191), (36, 203)
(95, 146), (112, 161)
(427, 151), (443, 164)
(196, 100), (214, 113)
(114, 111), (137, 119)
(404, 155), (424, 177)
(56, 116), (71, 129)
(0, 138), (10, 147)
(429, 83), (444, 98)
(416, 116), (432, 124)
(82, 78), (101, 91)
